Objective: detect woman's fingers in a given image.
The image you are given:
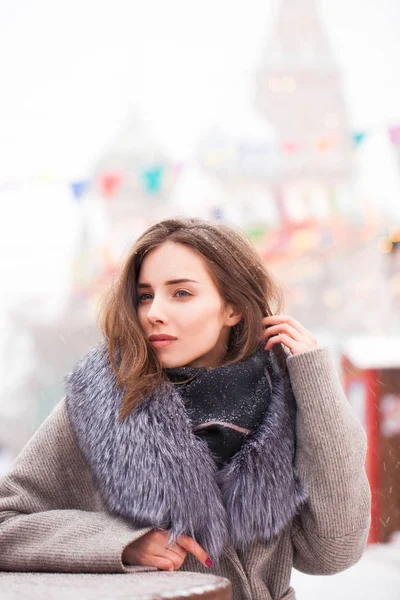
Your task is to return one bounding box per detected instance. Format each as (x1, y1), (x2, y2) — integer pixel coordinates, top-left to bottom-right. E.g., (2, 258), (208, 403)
(150, 556), (176, 571)
(156, 547), (186, 570)
(264, 332), (307, 354)
(177, 534), (212, 568)
(166, 541), (187, 561)
(260, 314), (319, 355)
(154, 530), (188, 561)
(261, 322), (302, 342)
(261, 314), (314, 339)
(138, 530), (212, 571)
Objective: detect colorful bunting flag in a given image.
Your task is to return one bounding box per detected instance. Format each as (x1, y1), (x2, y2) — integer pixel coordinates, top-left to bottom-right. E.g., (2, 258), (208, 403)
(142, 165), (164, 194)
(212, 207), (223, 221)
(316, 134), (338, 152)
(388, 126), (400, 146)
(100, 173), (123, 198)
(282, 141), (300, 154)
(352, 132), (367, 147)
(71, 180), (89, 200)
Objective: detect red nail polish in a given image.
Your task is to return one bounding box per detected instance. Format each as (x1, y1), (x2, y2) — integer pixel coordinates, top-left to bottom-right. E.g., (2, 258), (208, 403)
(205, 557), (213, 568)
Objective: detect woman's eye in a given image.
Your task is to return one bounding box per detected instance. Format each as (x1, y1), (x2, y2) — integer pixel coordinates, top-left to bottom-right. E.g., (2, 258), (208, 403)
(138, 293), (152, 302)
(174, 289), (191, 298)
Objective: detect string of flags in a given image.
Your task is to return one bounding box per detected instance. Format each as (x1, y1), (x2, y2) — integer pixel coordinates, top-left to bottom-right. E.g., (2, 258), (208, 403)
(1, 126), (400, 200)
(69, 165), (169, 200)
(203, 126), (397, 160)
(292, 126), (398, 150)
(199, 127), (399, 171)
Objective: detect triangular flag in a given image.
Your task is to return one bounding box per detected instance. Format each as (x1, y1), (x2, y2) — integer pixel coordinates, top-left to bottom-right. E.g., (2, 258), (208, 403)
(212, 207), (223, 221)
(35, 175), (53, 183)
(100, 173), (123, 198)
(71, 180), (89, 200)
(282, 141), (301, 153)
(388, 126), (400, 146)
(316, 134), (338, 152)
(352, 132), (367, 147)
(142, 165), (164, 194)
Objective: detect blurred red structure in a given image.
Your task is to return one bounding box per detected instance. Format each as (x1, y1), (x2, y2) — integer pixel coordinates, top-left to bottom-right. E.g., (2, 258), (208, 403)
(341, 338), (400, 544)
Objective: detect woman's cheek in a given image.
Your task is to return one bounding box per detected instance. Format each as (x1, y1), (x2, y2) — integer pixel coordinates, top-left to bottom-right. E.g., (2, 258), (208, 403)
(137, 307), (146, 329)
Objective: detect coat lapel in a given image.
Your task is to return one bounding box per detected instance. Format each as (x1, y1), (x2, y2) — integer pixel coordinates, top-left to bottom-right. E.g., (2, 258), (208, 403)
(65, 343), (308, 563)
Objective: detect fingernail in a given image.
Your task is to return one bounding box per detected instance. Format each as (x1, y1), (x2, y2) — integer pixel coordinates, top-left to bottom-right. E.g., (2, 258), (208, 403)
(205, 557), (213, 568)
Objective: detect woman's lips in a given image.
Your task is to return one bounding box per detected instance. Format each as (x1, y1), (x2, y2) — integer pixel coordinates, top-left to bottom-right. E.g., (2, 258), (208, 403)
(150, 339), (176, 349)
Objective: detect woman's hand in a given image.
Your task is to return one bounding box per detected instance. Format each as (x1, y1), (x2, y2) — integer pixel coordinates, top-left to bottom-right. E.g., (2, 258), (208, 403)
(122, 528), (213, 572)
(261, 314), (319, 356)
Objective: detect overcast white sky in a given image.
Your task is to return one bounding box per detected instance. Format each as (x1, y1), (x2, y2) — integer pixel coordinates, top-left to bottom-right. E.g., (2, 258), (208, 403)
(0, 0), (400, 178)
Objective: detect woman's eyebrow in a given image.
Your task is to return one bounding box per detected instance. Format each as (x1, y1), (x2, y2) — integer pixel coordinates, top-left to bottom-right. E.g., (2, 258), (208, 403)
(137, 279), (200, 288)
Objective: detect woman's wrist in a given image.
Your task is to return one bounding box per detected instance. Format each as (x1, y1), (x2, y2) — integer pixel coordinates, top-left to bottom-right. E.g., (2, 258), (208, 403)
(122, 541), (136, 565)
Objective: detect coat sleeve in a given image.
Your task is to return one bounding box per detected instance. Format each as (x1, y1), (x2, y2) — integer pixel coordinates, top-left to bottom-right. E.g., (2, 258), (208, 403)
(286, 346), (371, 575)
(0, 399), (156, 573)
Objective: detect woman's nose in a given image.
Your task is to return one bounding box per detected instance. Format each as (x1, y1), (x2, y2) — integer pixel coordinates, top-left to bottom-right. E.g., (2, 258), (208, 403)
(146, 301), (167, 324)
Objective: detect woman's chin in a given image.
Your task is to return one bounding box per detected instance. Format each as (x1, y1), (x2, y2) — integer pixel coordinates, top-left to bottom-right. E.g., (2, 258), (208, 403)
(159, 356), (183, 369)
(160, 354), (196, 369)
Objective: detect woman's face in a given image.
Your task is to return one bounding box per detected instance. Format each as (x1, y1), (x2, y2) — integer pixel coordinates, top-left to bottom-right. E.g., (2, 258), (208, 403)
(137, 241), (242, 368)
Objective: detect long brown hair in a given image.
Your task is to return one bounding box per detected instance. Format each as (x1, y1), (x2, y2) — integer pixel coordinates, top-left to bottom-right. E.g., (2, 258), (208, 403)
(98, 217), (287, 418)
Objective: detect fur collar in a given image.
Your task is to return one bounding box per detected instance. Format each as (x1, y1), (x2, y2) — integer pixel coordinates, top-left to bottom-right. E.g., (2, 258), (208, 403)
(65, 343), (308, 564)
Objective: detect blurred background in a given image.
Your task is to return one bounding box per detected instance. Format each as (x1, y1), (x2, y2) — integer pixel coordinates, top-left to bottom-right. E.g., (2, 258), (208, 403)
(1, 0), (400, 597)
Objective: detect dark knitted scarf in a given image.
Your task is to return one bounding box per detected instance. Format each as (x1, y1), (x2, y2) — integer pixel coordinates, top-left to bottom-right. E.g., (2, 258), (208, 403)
(164, 344), (273, 468)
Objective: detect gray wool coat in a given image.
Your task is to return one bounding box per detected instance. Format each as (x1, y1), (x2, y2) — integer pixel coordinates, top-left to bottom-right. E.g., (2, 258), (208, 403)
(0, 345), (371, 600)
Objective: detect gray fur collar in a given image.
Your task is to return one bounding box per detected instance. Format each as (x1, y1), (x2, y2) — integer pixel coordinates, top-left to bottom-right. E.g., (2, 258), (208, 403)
(65, 343), (308, 564)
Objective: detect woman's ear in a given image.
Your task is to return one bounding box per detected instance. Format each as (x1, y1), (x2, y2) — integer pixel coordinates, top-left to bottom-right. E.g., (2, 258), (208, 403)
(224, 304), (243, 327)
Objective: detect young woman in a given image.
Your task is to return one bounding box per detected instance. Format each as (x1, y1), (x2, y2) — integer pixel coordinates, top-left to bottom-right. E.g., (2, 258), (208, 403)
(0, 217), (371, 600)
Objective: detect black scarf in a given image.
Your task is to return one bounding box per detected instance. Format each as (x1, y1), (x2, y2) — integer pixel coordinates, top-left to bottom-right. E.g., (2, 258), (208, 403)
(164, 344), (274, 468)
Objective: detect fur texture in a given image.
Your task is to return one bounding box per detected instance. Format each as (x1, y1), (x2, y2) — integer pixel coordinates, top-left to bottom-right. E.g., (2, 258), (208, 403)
(65, 343), (308, 563)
